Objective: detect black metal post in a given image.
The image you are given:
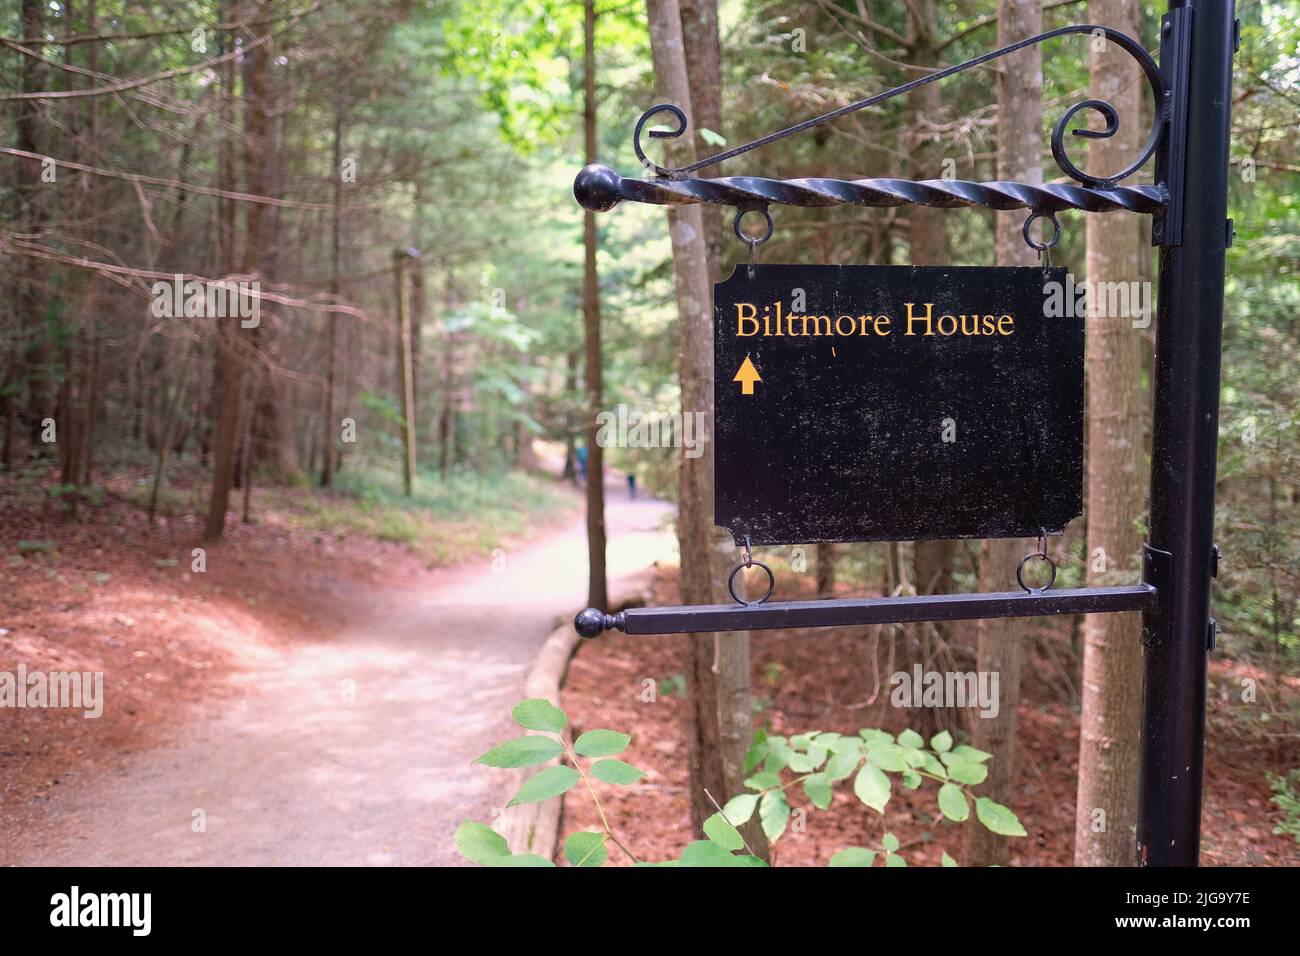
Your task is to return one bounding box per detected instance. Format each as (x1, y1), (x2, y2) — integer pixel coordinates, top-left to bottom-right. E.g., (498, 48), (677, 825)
(1137, 0), (1236, 866)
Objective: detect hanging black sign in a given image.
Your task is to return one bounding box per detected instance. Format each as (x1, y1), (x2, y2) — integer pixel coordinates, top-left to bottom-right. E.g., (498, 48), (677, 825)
(714, 264), (1082, 546)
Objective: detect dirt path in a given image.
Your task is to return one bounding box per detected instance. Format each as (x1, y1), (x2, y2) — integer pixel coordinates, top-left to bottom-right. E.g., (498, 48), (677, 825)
(5, 486), (674, 866)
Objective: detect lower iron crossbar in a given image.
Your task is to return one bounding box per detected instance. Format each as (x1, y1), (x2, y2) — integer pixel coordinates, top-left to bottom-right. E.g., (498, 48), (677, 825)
(575, 584), (1156, 637)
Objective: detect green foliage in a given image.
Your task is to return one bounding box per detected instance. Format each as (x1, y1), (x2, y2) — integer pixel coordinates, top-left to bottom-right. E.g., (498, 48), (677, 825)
(307, 466), (574, 566)
(507, 764), (581, 807)
(589, 758), (643, 785)
(975, 797), (1028, 837)
(454, 821), (510, 864)
(828, 847), (876, 867)
(512, 698), (567, 733)
(573, 729), (630, 757)
(476, 735), (565, 768)
(1268, 769), (1300, 845)
(737, 725), (1026, 865)
(702, 813), (744, 851)
(456, 701), (1026, 867)
(565, 831), (608, 867)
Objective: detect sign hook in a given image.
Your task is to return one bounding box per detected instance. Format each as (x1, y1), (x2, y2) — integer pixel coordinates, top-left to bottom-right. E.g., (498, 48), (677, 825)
(734, 207), (773, 279)
(1022, 211), (1061, 275)
(728, 535), (776, 606)
(1016, 527), (1058, 593)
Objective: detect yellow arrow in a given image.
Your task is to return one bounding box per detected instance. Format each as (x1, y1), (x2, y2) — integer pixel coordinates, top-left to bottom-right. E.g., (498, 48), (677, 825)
(734, 356), (761, 395)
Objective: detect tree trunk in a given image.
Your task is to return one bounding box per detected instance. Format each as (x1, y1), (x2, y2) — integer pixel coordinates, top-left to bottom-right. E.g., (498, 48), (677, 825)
(903, 0), (962, 738)
(17, 0), (51, 454)
(59, 0), (99, 508)
(1074, 0), (1146, 867)
(409, 232), (426, 435)
(646, 0), (766, 859)
(679, 0), (724, 280)
(583, 0), (608, 610)
(563, 349), (579, 482)
(815, 542), (837, 597)
(394, 253), (417, 495)
(438, 269), (456, 473)
(322, 91), (346, 487)
(963, 0), (1041, 868)
(205, 1), (269, 542)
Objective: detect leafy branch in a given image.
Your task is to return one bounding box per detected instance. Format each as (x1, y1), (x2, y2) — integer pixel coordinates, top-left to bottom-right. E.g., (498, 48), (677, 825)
(722, 726), (1027, 865)
(455, 700), (1026, 867)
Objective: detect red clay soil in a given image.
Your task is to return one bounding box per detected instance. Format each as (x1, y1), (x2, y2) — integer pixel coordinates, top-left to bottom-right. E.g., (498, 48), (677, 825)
(0, 478), (548, 830)
(559, 566), (1300, 867)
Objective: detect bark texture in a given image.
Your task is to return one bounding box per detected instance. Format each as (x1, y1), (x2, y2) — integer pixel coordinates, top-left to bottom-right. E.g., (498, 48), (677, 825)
(964, 0), (1041, 868)
(646, 0), (766, 858)
(583, 0), (608, 610)
(1074, 0), (1146, 867)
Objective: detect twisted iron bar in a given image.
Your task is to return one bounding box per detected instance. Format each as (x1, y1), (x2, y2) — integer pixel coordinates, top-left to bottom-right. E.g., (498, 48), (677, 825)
(631, 23), (1167, 190)
(574, 164), (1165, 215)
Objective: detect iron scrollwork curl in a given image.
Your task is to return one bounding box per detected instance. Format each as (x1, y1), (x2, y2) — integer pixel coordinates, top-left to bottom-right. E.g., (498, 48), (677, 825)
(632, 24), (1167, 189)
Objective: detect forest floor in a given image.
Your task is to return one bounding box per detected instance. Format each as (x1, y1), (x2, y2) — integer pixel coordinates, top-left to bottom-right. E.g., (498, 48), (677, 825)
(0, 467), (675, 865)
(560, 566), (1300, 867)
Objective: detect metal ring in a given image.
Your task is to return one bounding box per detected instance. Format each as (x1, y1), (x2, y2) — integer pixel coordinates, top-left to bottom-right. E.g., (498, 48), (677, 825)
(728, 560), (775, 606)
(1022, 211), (1061, 252)
(733, 206), (773, 248)
(1015, 552), (1057, 593)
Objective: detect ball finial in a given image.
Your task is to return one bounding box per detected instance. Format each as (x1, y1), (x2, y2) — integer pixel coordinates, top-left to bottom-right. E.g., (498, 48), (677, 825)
(573, 164), (622, 212)
(574, 607), (609, 639)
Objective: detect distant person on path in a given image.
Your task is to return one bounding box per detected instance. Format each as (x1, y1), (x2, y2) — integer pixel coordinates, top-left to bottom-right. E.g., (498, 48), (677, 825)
(627, 471), (637, 499)
(575, 443), (588, 483)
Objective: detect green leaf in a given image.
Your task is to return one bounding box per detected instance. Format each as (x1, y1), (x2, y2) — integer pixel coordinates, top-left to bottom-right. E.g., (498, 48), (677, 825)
(744, 771), (782, 791)
(860, 729), (895, 745)
(763, 737), (791, 773)
(734, 854), (770, 867)
(703, 812), (745, 851)
(573, 729), (630, 757)
(930, 730), (954, 753)
(787, 746), (828, 773)
(722, 792), (759, 825)
(511, 698), (567, 733)
(853, 763), (891, 813)
(699, 127), (727, 147)
(885, 853), (908, 867)
(946, 760), (989, 786)
(825, 750), (861, 782)
(680, 840), (743, 867)
(803, 774), (833, 810)
(921, 752), (948, 779)
(475, 734), (564, 768)
(828, 847), (877, 867)
(951, 744), (992, 763)
(823, 734), (863, 756)
(975, 797), (1028, 836)
(742, 731), (768, 773)
(759, 789), (790, 842)
(488, 853), (556, 867)
(590, 759), (644, 785)
(897, 728), (924, 749)
(564, 831), (608, 867)
(901, 770), (923, 790)
(938, 782), (970, 822)
(507, 765), (580, 806)
(941, 851), (959, 867)
(454, 821), (510, 865)
(881, 832), (900, 852)
(865, 741), (910, 772)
